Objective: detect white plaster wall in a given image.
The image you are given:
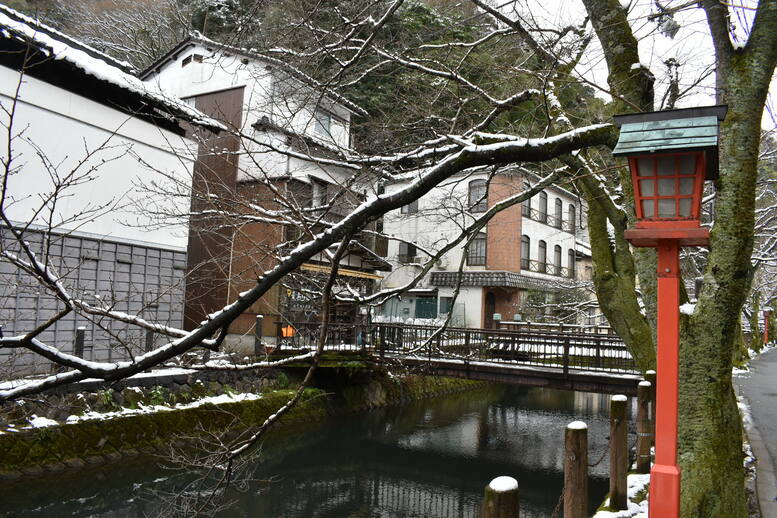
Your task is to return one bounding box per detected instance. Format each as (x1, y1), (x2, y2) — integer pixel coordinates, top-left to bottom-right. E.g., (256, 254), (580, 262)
(381, 174), (483, 289)
(144, 43), (353, 174)
(0, 65), (196, 249)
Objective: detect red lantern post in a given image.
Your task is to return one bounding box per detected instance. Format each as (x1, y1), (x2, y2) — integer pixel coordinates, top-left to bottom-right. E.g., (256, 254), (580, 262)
(613, 105), (727, 518)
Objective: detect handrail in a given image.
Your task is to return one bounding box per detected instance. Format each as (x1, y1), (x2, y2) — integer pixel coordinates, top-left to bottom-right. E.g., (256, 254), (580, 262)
(274, 321), (636, 374)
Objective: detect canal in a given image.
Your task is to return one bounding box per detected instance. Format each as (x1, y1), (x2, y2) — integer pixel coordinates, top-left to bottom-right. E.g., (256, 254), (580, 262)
(2, 385), (629, 517)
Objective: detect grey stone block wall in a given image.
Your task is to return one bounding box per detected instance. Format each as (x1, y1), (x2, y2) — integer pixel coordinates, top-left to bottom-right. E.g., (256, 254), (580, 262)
(0, 226), (187, 375)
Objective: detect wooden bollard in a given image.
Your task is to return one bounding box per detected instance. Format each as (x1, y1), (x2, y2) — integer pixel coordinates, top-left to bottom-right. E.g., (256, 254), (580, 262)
(144, 328), (154, 353)
(74, 326), (86, 358)
(636, 381), (652, 474)
(481, 476), (519, 518)
(254, 314), (265, 356)
(609, 395), (628, 510)
(564, 421), (588, 518)
(645, 369), (656, 442)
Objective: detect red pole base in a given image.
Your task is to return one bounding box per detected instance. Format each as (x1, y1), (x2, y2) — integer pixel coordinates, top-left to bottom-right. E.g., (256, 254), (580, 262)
(649, 463), (680, 517)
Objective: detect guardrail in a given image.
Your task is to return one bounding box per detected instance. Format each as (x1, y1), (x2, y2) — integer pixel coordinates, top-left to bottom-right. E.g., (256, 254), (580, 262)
(274, 322), (635, 374)
(371, 323), (635, 374)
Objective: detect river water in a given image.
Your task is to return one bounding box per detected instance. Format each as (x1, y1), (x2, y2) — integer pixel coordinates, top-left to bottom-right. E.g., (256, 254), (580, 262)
(2, 385), (630, 517)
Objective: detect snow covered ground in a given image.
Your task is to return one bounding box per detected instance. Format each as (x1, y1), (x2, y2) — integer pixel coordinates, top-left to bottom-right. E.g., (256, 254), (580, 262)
(593, 473), (650, 518)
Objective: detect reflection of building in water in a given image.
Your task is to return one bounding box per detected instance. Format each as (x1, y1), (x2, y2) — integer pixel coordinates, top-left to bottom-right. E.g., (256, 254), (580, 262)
(262, 475), (480, 518)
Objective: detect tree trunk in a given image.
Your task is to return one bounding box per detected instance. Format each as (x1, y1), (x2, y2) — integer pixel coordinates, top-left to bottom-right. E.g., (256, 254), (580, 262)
(678, 91), (762, 518)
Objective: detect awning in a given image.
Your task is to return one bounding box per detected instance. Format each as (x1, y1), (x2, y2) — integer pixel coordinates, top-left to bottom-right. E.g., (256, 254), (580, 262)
(301, 263), (383, 280)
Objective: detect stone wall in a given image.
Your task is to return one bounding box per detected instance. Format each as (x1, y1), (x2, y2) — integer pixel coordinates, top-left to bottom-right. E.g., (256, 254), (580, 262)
(0, 368), (486, 479)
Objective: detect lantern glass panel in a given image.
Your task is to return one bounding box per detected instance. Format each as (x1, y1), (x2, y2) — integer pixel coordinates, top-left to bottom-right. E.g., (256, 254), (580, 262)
(642, 200), (655, 218)
(658, 156), (675, 175)
(658, 178), (675, 196)
(679, 154), (696, 174)
(637, 157), (653, 176)
(679, 198), (692, 217)
(658, 199), (676, 218)
(639, 179), (655, 196)
(679, 178), (694, 195)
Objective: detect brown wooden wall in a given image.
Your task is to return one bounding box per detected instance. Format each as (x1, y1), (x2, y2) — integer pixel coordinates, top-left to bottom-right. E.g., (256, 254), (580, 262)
(183, 87), (244, 330)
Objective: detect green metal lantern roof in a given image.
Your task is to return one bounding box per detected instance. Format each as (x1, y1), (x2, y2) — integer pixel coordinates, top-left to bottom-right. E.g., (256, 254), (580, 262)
(612, 105), (727, 178)
(612, 105), (727, 156)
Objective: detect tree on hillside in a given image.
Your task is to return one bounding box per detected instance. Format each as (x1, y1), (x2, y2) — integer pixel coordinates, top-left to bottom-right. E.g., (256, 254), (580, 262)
(2, 1), (776, 516)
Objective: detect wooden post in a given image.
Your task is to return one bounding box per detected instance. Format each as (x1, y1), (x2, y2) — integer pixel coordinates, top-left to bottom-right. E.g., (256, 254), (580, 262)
(636, 380), (652, 474)
(595, 339), (602, 368)
(563, 338), (570, 378)
(481, 476), (519, 518)
(564, 421), (588, 518)
(254, 315), (264, 356)
(645, 369), (657, 445)
(74, 326), (86, 358)
(609, 395), (628, 510)
(144, 328), (154, 353)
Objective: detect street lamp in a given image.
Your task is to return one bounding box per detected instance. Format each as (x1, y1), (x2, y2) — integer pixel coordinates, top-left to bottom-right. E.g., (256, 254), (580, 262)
(613, 105), (727, 518)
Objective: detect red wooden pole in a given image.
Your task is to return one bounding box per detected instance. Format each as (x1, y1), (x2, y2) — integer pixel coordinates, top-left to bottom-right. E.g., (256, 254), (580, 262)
(649, 241), (681, 518)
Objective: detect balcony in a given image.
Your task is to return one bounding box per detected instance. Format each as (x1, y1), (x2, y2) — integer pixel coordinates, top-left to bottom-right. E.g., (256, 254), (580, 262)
(522, 207), (577, 233)
(430, 270), (575, 289)
(521, 258), (575, 279)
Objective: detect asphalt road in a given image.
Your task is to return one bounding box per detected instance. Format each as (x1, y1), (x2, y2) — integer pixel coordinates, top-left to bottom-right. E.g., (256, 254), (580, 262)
(736, 346), (777, 518)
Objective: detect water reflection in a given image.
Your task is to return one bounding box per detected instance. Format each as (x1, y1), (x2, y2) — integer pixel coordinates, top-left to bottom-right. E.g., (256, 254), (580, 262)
(1, 386), (631, 517)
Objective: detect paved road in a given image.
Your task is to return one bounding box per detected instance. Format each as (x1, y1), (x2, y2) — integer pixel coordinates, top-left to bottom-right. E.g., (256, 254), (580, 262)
(736, 346), (777, 518)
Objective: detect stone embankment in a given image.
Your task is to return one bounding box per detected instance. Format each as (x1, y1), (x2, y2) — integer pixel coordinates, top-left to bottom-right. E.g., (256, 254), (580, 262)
(0, 363), (484, 479)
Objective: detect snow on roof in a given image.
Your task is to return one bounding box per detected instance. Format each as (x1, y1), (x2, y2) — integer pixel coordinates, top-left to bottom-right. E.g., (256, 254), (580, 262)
(0, 5), (225, 132)
(140, 32), (368, 118)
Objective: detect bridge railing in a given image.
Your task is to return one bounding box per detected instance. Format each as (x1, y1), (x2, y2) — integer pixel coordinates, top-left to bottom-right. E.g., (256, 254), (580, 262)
(371, 323), (636, 374)
(272, 321), (636, 374)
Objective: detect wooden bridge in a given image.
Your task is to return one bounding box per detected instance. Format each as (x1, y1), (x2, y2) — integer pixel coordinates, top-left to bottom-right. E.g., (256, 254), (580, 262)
(274, 322), (642, 396)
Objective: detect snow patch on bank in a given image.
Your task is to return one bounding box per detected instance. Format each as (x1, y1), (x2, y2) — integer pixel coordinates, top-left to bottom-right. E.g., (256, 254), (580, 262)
(593, 473), (650, 518)
(26, 415), (59, 428)
(63, 392), (263, 424)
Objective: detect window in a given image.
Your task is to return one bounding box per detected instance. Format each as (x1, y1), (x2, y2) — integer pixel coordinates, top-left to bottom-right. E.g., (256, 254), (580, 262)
(311, 180), (327, 208)
(521, 235), (530, 269)
(467, 232), (487, 266)
(468, 179), (488, 212)
(439, 297), (453, 315)
(401, 199), (418, 214)
(568, 204), (576, 231)
(554, 245), (562, 275)
(398, 242), (417, 263)
(181, 54), (203, 67)
(568, 249), (576, 278)
(538, 240), (547, 273)
(521, 181), (531, 217)
(539, 192), (548, 223)
(554, 199), (563, 228)
(634, 153), (699, 219)
(314, 109), (331, 135)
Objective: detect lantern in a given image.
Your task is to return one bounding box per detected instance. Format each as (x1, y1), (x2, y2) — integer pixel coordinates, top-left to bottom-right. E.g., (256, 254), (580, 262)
(614, 105), (727, 247)
(613, 105), (727, 518)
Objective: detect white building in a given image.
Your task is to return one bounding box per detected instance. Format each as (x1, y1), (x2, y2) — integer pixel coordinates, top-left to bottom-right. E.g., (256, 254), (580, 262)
(0, 6), (221, 373)
(141, 34), (389, 344)
(379, 167), (594, 329)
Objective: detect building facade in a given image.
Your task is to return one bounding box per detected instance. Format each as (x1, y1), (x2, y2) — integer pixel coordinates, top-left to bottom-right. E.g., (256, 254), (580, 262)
(142, 35), (388, 348)
(0, 6), (218, 374)
(379, 168), (595, 329)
